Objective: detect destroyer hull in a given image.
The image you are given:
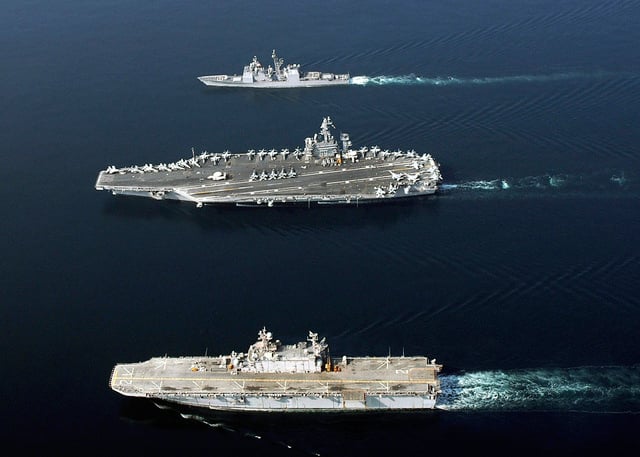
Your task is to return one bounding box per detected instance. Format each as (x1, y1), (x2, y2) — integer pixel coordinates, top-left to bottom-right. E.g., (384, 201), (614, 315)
(198, 49), (350, 88)
(197, 75), (351, 88)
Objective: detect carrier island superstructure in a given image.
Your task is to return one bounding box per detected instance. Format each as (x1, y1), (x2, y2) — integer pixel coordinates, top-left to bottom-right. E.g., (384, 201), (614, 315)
(109, 328), (442, 412)
(95, 116), (442, 207)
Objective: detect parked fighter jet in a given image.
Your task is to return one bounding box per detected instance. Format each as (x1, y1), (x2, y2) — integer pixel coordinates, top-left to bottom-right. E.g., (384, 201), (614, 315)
(389, 171), (406, 181)
(405, 172), (421, 184)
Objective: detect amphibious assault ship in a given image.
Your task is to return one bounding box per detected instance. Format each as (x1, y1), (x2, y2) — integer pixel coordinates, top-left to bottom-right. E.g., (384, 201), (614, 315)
(95, 116), (442, 207)
(197, 49), (350, 88)
(109, 327), (442, 412)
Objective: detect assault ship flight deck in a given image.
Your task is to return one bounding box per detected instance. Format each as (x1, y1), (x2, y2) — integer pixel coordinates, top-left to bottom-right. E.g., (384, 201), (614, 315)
(95, 116), (442, 207)
(198, 49), (351, 88)
(109, 328), (442, 412)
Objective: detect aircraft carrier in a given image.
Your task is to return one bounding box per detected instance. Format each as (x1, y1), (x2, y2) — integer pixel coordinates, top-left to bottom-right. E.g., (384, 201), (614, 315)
(197, 49), (351, 88)
(95, 116), (443, 207)
(109, 327), (442, 412)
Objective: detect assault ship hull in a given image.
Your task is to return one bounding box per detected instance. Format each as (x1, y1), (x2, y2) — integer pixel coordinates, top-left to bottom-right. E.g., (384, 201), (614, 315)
(198, 49), (351, 88)
(95, 116), (443, 208)
(109, 328), (442, 413)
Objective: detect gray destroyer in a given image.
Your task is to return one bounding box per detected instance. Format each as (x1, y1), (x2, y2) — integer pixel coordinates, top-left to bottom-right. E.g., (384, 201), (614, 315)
(95, 116), (442, 207)
(109, 327), (442, 413)
(197, 49), (351, 88)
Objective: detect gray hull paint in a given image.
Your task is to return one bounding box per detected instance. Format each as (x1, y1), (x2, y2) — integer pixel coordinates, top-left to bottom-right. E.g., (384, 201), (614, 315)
(198, 49), (351, 89)
(110, 328), (442, 413)
(107, 187), (437, 206)
(197, 75), (351, 88)
(149, 394), (437, 412)
(95, 117), (443, 208)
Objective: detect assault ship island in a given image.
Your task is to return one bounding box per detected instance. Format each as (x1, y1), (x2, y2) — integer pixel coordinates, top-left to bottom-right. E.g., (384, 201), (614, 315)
(197, 49), (350, 88)
(95, 116), (442, 207)
(109, 327), (442, 412)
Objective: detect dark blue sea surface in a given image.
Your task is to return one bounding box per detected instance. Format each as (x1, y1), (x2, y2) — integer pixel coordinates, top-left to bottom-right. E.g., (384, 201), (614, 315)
(2, 0), (640, 455)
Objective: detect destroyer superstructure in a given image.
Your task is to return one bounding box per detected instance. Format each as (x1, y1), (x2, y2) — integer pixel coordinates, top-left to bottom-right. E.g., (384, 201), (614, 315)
(197, 49), (351, 88)
(95, 116), (442, 207)
(109, 328), (442, 412)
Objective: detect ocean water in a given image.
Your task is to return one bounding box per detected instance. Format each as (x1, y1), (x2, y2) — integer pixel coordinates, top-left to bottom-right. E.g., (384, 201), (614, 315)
(2, 0), (640, 455)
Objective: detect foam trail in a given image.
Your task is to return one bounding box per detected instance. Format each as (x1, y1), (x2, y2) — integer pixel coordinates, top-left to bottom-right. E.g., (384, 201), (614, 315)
(454, 179), (511, 190)
(179, 411), (307, 453)
(611, 172), (627, 186)
(180, 413), (238, 432)
(440, 170), (633, 195)
(350, 71), (613, 86)
(437, 366), (640, 412)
